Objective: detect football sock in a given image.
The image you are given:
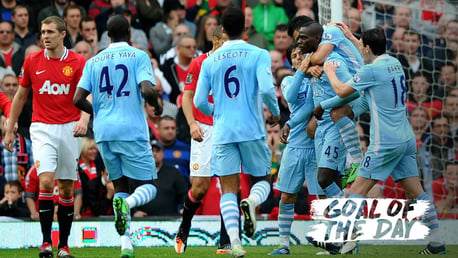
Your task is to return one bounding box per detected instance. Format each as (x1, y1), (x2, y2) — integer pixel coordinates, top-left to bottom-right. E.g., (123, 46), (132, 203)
(278, 201), (295, 247)
(416, 193), (443, 246)
(220, 193), (240, 245)
(248, 180), (270, 206)
(335, 117), (362, 164)
(57, 194), (75, 248)
(38, 190), (54, 244)
(181, 190), (201, 228)
(125, 184), (157, 208)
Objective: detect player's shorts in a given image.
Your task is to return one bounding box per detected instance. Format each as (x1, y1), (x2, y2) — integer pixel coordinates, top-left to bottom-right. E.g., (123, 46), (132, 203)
(30, 122), (81, 180)
(349, 96), (369, 118)
(314, 123), (346, 174)
(97, 140), (157, 181)
(189, 122), (213, 177)
(275, 146), (324, 195)
(357, 138), (419, 182)
(213, 138), (270, 177)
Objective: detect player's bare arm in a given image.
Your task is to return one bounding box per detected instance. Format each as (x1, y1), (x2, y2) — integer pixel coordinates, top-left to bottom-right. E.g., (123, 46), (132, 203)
(323, 61), (355, 98)
(182, 89), (204, 142)
(4, 85), (29, 152)
(140, 80), (163, 116)
(74, 94), (92, 137)
(73, 88), (93, 115)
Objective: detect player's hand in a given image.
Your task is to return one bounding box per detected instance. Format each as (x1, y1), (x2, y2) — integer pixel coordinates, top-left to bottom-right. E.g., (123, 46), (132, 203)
(299, 54), (312, 73)
(74, 213), (82, 220)
(280, 123), (290, 144)
(314, 104), (325, 120)
(73, 119), (88, 137)
(189, 122), (204, 142)
(334, 22), (353, 39)
(323, 60), (338, 75)
(306, 65), (323, 78)
(3, 131), (15, 152)
(30, 212), (40, 221)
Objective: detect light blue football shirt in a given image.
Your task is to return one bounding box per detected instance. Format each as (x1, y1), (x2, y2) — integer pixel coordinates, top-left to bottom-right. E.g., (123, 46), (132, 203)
(194, 39), (280, 144)
(309, 52), (353, 126)
(348, 54), (414, 146)
(320, 25), (364, 75)
(77, 42), (155, 142)
(281, 74), (314, 148)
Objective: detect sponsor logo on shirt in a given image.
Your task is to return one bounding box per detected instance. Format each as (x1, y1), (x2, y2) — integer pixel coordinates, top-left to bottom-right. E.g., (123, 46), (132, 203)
(323, 33), (333, 40)
(39, 80), (71, 95)
(62, 66), (73, 76)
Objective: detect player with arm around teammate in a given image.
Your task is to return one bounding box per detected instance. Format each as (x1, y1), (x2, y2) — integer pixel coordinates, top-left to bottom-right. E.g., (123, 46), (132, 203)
(323, 28), (446, 255)
(74, 15), (163, 258)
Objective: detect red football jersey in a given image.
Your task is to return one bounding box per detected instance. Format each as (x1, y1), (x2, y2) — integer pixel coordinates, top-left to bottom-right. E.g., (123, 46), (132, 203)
(19, 49), (86, 124)
(184, 52), (213, 125)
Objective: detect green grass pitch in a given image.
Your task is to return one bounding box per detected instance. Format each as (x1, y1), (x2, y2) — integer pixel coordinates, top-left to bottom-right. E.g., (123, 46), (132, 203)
(0, 245), (456, 258)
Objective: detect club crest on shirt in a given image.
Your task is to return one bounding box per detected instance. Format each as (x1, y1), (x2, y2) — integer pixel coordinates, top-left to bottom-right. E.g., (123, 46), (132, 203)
(35, 160), (40, 169)
(352, 74), (360, 83)
(19, 67), (24, 78)
(173, 150), (182, 158)
(186, 74), (193, 84)
(62, 66), (73, 76)
(192, 163), (199, 171)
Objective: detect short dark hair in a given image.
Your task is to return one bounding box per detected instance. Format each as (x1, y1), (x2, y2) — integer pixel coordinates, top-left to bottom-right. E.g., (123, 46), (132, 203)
(287, 15), (314, 37)
(107, 15), (130, 41)
(275, 23), (288, 33)
(361, 28), (386, 56)
(222, 7), (244, 38)
(6, 180), (23, 192)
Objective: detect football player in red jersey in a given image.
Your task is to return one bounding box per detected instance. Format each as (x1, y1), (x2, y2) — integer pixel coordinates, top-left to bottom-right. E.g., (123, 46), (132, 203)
(4, 16), (89, 258)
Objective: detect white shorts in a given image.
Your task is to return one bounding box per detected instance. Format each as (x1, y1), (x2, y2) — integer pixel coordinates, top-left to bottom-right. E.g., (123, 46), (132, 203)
(30, 122), (81, 180)
(189, 122), (213, 177)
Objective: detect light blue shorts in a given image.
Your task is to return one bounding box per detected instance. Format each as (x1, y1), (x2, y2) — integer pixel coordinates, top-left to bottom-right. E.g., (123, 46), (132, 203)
(213, 138), (270, 177)
(314, 124), (346, 174)
(275, 146), (324, 195)
(97, 140), (157, 181)
(358, 138), (419, 182)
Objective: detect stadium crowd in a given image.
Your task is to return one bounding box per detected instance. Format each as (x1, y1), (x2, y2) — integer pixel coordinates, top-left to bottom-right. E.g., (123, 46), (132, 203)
(0, 0), (456, 224)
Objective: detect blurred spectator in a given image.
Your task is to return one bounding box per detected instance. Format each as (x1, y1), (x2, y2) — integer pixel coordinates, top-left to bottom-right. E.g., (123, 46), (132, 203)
(244, 6), (269, 50)
(434, 62), (457, 98)
(191, 0), (232, 25)
(79, 17), (100, 54)
(409, 0), (456, 41)
(63, 4), (83, 48)
(133, 140), (187, 216)
(343, 7), (361, 37)
(406, 72), (443, 118)
(269, 49), (283, 75)
(273, 24), (293, 68)
(409, 106), (430, 149)
(25, 166), (83, 221)
(12, 5), (37, 50)
(0, 180), (29, 218)
(157, 116), (191, 184)
(82, 163), (114, 217)
(266, 123), (284, 175)
(386, 6), (412, 50)
(38, 0), (87, 31)
(0, 20), (24, 77)
(443, 90), (458, 140)
(99, 8), (149, 51)
(252, 0), (289, 49)
(396, 30), (432, 84)
(361, 4), (394, 31)
(387, 27), (405, 56)
(74, 40), (93, 59)
(78, 137), (100, 182)
(160, 33), (196, 105)
(295, 8), (315, 21)
(425, 18), (457, 75)
(195, 15), (218, 53)
(419, 114), (456, 196)
(0, 0), (16, 22)
(90, 0), (138, 38)
(136, 0), (164, 33)
(433, 161), (458, 219)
